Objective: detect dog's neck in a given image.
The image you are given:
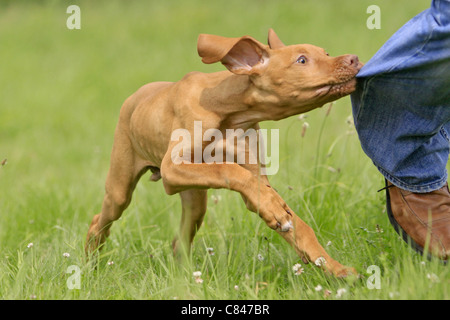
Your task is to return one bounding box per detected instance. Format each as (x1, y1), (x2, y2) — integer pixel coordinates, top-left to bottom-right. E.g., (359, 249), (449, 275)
(200, 72), (314, 128)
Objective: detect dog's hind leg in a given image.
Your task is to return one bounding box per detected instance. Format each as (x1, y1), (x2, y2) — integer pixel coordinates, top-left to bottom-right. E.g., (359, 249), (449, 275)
(172, 189), (208, 258)
(85, 131), (149, 256)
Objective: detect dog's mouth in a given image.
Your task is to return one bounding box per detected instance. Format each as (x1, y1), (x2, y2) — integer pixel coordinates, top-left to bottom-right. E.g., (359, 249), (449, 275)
(315, 57), (363, 99)
(315, 77), (358, 98)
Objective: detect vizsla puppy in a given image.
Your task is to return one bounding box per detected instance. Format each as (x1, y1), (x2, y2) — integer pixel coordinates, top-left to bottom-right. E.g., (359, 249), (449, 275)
(85, 29), (362, 277)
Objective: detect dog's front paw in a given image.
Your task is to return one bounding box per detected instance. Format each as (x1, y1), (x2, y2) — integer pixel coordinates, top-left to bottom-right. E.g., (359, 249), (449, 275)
(259, 195), (294, 232)
(314, 256), (358, 278)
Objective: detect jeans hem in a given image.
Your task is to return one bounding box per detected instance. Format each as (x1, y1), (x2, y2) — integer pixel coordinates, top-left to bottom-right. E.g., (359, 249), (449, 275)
(377, 166), (448, 193)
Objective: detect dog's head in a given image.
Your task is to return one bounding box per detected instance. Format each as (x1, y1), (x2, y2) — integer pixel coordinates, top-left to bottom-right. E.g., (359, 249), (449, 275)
(198, 29), (362, 115)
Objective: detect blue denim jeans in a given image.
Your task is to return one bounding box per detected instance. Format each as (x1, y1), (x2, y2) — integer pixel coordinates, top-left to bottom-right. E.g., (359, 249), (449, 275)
(351, 0), (450, 193)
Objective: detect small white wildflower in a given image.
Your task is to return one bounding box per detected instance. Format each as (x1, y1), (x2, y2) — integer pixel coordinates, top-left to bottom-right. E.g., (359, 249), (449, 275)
(107, 261), (114, 266)
(27, 243), (33, 248)
(257, 254), (264, 261)
(336, 288), (347, 298)
(193, 271), (202, 278)
(298, 114), (308, 121)
(314, 285), (323, 292)
(63, 252), (70, 258)
(206, 247), (215, 256)
(193, 271), (203, 284)
(314, 257), (327, 267)
(420, 261), (426, 266)
(326, 241), (332, 247)
(295, 268), (304, 275)
(30, 294), (37, 300)
(427, 273), (439, 283)
(301, 122), (310, 137)
(234, 285), (239, 290)
(292, 263), (302, 272)
(292, 263), (304, 275)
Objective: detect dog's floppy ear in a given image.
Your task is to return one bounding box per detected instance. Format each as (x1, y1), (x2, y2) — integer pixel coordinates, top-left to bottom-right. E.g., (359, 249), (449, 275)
(197, 34), (269, 75)
(267, 28), (285, 49)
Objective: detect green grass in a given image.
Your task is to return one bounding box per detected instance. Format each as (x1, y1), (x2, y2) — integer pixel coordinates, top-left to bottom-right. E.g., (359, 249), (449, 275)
(0, 0), (448, 300)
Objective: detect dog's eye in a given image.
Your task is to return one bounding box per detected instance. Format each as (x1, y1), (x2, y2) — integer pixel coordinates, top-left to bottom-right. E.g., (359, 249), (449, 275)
(296, 56), (307, 64)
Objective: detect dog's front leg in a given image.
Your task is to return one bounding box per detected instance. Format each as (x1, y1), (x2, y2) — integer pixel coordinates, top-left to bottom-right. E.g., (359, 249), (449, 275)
(161, 156), (355, 277)
(275, 216), (357, 277)
(161, 159), (293, 232)
(239, 164), (357, 277)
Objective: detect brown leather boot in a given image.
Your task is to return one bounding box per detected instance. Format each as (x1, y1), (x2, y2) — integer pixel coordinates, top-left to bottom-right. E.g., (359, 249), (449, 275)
(382, 180), (450, 261)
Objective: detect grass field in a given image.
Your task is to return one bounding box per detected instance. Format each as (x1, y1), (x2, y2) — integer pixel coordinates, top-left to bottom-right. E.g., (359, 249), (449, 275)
(0, 0), (448, 300)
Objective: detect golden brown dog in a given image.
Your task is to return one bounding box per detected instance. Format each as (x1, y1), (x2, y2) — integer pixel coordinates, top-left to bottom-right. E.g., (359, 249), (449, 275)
(85, 29), (362, 277)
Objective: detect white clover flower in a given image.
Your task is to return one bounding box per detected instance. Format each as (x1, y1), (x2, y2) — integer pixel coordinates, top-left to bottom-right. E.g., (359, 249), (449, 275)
(314, 285), (323, 292)
(295, 268), (304, 275)
(107, 261), (114, 266)
(193, 271), (203, 284)
(206, 247), (215, 256)
(336, 288), (347, 298)
(292, 263), (302, 272)
(63, 252), (70, 258)
(314, 257), (327, 267)
(257, 254), (264, 261)
(234, 285), (239, 290)
(193, 271), (202, 278)
(27, 243), (33, 248)
(292, 263), (304, 275)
